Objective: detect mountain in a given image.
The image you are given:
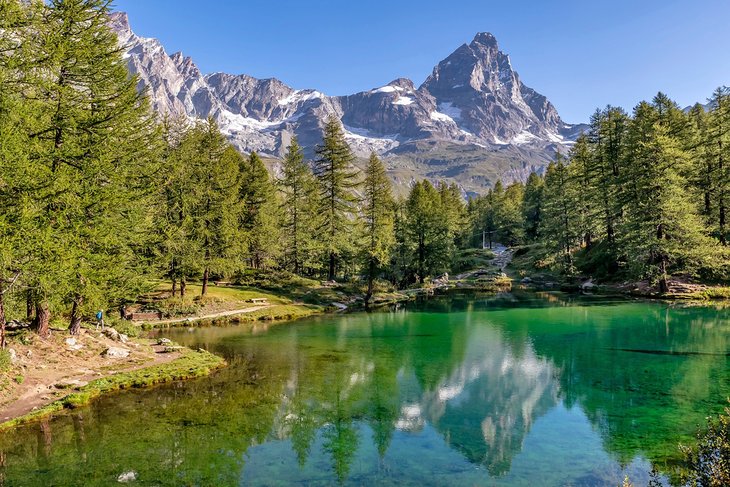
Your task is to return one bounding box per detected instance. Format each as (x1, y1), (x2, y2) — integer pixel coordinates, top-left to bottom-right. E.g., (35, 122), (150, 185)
(110, 12), (585, 194)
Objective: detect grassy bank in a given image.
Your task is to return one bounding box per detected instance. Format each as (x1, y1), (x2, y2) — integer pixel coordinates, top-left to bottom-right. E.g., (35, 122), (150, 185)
(0, 348), (225, 431)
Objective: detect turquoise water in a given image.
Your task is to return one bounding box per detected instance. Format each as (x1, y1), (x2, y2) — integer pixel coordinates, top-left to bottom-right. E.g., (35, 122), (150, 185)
(0, 293), (728, 486)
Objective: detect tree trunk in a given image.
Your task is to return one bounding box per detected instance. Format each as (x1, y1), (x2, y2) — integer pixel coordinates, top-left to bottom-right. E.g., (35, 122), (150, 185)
(365, 259), (375, 309)
(68, 295), (84, 335)
(418, 235), (425, 284)
(26, 292), (33, 321)
(201, 267), (209, 296)
(328, 252), (336, 281)
(0, 284), (6, 349)
(32, 301), (50, 338)
(658, 258), (669, 294)
(171, 279), (177, 297)
(180, 278), (186, 298)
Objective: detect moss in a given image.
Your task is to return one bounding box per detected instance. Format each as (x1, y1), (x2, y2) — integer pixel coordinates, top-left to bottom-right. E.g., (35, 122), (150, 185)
(0, 348), (226, 431)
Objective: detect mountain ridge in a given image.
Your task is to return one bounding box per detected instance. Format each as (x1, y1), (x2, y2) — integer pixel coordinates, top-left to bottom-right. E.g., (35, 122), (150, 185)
(110, 11), (586, 193)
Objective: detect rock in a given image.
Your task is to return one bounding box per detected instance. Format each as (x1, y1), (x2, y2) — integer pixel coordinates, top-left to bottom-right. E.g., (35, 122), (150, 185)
(117, 471), (137, 483)
(118, 334), (129, 344)
(163, 346), (184, 353)
(331, 302), (348, 311)
(8, 348), (17, 363)
(581, 279), (597, 291)
(157, 338), (173, 346)
(103, 328), (120, 341)
(103, 347), (130, 359)
(521, 277), (532, 284)
(65, 337), (77, 346)
(25, 350), (32, 358)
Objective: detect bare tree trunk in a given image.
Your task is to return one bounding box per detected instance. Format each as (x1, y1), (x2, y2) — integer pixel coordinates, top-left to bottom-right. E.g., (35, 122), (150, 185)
(26, 291), (33, 321)
(658, 258), (669, 294)
(201, 267), (209, 296)
(365, 259), (375, 309)
(171, 279), (177, 297)
(32, 301), (50, 338)
(180, 278), (186, 298)
(68, 295), (84, 335)
(0, 285), (6, 350)
(328, 252), (336, 282)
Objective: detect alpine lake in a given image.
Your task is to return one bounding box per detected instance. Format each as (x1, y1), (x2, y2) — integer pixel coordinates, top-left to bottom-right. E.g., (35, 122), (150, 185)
(1, 292), (728, 486)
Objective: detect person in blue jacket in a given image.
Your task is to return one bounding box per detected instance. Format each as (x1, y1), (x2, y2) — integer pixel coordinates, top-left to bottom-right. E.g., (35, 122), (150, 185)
(96, 310), (105, 331)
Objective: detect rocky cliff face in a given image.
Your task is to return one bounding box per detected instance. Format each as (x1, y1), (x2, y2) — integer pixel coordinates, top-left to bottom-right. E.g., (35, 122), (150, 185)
(109, 12), (585, 193)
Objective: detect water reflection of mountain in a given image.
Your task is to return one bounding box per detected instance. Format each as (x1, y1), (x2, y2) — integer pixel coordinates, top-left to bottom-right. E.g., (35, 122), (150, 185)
(263, 308), (562, 480)
(395, 324), (560, 476)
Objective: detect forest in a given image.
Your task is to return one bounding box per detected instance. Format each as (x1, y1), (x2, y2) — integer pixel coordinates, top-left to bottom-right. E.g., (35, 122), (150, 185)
(1, 0), (729, 343)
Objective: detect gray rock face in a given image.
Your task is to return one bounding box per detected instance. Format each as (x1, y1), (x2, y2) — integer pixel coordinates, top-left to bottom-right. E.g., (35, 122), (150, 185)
(109, 12), (586, 191)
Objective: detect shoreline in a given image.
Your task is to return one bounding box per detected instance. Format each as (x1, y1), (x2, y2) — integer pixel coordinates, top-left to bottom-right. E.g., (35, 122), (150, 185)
(0, 346), (226, 431)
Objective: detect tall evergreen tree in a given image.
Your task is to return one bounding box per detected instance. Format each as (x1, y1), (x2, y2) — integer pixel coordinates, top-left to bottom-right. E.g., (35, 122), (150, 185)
(542, 153), (581, 274)
(14, 0), (160, 335)
(620, 97), (717, 292)
(239, 152), (281, 269)
(522, 172), (544, 241)
(279, 137), (318, 275)
(187, 119), (241, 296)
(313, 116), (360, 280)
(361, 153), (395, 305)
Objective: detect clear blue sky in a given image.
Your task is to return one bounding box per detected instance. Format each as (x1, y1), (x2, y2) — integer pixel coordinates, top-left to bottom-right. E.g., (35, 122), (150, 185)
(114, 0), (730, 123)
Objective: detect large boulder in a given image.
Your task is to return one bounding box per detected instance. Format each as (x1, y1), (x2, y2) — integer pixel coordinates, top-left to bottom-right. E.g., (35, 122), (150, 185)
(103, 347), (130, 359)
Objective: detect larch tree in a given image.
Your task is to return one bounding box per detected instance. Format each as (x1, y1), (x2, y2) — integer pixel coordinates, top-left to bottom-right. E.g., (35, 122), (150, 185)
(360, 153), (395, 306)
(16, 0), (160, 335)
(187, 119), (241, 296)
(239, 152), (281, 270)
(279, 137), (318, 275)
(313, 116), (360, 280)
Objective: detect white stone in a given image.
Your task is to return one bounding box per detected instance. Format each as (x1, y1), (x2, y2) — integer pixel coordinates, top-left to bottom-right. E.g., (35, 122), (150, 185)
(103, 347), (130, 359)
(117, 471), (137, 483)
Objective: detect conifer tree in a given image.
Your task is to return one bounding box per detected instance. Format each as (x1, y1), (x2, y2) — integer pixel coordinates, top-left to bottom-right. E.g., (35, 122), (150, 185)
(187, 119), (241, 296)
(542, 154), (581, 274)
(313, 116), (360, 280)
(279, 137), (318, 275)
(620, 97), (717, 292)
(361, 153), (395, 305)
(522, 172), (544, 241)
(16, 0), (160, 335)
(239, 152), (281, 269)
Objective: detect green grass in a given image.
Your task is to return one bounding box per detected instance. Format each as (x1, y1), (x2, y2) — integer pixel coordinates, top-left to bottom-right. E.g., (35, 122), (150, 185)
(0, 348), (226, 431)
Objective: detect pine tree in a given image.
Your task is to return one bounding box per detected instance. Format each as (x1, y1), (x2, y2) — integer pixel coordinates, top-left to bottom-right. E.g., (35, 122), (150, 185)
(187, 119), (242, 296)
(15, 0), (161, 335)
(706, 87), (730, 244)
(155, 116), (199, 298)
(361, 153), (395, 305)
(279, 137), (318, 275)
(239, 152), (281, 269)
(522, 172), (544, 241)
(542, 153), (581, 274)
(620, 97), (718, 292)
(313, 116), (360, 280)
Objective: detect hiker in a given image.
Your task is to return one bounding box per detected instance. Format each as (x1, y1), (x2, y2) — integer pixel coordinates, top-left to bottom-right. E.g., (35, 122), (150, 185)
(96, 310), (105, 330)
(120, 304), (127, 320)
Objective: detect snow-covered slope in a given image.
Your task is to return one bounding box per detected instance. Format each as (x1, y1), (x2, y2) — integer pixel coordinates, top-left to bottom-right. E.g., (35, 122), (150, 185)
(110, 12), (586, 191)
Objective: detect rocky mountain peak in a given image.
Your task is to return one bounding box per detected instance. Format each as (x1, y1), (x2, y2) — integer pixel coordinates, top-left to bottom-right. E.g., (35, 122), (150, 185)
(108, 11), (130, 34)
(109, 15), (584, 193)
(470, 32), (499, 49)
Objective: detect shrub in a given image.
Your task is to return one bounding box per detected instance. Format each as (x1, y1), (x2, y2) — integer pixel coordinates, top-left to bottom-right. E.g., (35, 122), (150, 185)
(680, 406), (730, 486)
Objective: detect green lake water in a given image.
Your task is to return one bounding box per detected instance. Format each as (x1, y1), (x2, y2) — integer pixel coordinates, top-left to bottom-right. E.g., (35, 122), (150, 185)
(1, 293), (728, 486)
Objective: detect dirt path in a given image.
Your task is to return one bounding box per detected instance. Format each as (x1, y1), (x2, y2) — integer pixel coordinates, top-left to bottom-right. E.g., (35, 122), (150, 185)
(0, 331), (180, 422)
(146, 305), (272, 325)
